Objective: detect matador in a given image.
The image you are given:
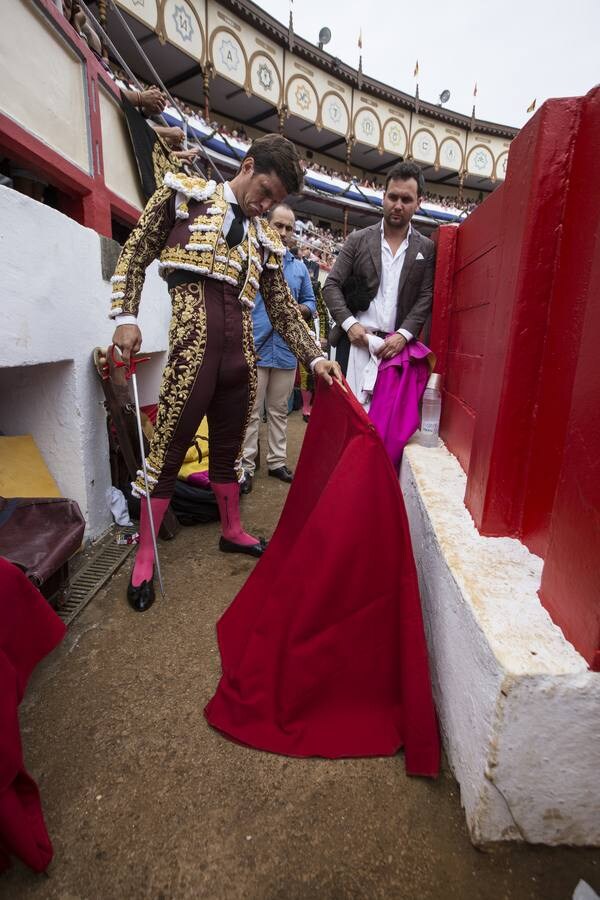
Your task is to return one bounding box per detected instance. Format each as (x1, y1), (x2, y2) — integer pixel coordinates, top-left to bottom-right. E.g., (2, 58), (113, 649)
(110, 135), (341, 612)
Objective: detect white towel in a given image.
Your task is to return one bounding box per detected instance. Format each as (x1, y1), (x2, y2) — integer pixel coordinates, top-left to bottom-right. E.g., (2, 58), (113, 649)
(346, 334), (385, 411)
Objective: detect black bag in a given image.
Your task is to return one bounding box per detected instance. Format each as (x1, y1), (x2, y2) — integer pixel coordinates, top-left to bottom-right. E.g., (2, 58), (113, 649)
(342, 274), (376, 315)
(170, 480), (219, 526)
(124, 479), (219, 527)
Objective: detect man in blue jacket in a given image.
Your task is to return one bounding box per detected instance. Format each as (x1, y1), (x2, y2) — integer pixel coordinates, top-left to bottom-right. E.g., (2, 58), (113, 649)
(241, 204), (316, 493)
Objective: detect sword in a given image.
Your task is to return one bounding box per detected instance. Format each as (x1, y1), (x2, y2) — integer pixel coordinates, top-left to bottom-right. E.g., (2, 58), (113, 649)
(111, 345), (166, 599)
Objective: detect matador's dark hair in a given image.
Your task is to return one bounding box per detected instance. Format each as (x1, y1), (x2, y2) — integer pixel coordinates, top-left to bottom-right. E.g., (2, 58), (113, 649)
(245, 134), (304, 195)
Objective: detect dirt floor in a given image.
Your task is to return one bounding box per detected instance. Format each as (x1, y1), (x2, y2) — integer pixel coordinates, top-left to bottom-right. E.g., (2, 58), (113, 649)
(2, 412), (599, 900)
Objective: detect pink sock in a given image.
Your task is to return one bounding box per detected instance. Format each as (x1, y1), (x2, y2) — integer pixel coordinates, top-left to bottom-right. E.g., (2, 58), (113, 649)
(131, 496), (170, 586)
(213, 482), (259, 546)
(301, 389), (312, 416)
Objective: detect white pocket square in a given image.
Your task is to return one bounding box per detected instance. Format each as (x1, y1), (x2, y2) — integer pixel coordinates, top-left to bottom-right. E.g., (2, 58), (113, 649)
(416, 251), (425, 260)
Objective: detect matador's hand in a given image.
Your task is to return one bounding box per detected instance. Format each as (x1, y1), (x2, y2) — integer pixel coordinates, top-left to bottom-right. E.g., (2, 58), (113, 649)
(112, 324), (142, 366)
(313, 358), (343, 387)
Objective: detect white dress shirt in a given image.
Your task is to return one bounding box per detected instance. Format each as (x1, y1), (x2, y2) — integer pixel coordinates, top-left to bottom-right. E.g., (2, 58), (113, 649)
(341, 220), (414, 342)
(222, 181), (248, 239)
(114, 182), (246, 327)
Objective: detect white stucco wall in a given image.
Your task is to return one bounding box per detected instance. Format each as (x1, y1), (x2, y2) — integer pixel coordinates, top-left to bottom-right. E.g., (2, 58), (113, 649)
(401, 441), (600, 846)
(0, 186), (169, 538)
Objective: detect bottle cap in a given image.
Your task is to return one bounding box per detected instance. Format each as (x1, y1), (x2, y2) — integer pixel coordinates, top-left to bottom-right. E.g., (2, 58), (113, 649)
(427, 372), (443, 391)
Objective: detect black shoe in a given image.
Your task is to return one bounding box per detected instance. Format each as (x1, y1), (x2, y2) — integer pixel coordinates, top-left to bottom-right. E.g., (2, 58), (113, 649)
(268, 465), (293, 483)
(240, 474), (253, 495)
(127, 570), (156, 612)
(219, 536), (267, 558)
(302, 414), (310, 423)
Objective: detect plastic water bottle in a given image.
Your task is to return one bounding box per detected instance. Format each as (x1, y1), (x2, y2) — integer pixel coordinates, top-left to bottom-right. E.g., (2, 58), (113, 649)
(419, 373), (442, 447)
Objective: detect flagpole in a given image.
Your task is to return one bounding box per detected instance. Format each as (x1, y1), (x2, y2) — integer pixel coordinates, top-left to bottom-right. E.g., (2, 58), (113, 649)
(288, 0), (294, 50)
(413, 59), (419, 114)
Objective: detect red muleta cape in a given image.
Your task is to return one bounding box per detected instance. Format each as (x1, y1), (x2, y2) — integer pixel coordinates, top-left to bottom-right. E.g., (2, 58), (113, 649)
(0, 557), (66, 873)
(205, 379), (440, 776)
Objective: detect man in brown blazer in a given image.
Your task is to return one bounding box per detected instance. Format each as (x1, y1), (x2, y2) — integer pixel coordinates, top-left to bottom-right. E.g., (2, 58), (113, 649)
(323, 162), (435, 376)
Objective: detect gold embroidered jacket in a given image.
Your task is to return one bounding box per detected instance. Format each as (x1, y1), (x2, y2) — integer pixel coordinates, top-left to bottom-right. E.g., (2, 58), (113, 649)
(110, 173), (323, 369)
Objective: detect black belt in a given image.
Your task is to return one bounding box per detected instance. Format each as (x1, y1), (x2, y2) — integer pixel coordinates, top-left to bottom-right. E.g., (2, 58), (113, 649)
(372, 330), (388, 339)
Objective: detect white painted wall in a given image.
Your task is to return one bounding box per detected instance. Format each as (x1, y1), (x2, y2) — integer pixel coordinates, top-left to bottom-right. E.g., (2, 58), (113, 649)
(0, 186), (170, 538)
(401, 441), (600, 846)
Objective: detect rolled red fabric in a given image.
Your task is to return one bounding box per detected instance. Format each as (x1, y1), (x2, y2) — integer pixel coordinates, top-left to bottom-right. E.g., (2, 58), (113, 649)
(0, 558), (65, 872)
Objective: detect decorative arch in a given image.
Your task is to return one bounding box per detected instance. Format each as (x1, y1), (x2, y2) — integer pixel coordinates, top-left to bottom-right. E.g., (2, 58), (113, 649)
(353, 106), (382, 149)
(285, 74), (319, 125)
(116, 0), (158, 31)
(411, 128), (438, 165)
(159, 0), (204, 63)
(247, 51), (282, 107)
(319, 91), (351, 138)
(382, 117), (408, 157)
(438, 136), (464, 172)
(466, 143), (494, 178)
(209, 27), (249, 87)
(495, 150), (509, 181)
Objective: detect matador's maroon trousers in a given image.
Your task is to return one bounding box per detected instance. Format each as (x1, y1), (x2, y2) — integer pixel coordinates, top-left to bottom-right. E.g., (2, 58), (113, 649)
(151, 277), (255, 497)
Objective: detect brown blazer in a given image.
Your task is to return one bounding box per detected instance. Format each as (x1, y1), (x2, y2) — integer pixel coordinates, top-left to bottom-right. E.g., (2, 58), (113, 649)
(323, 222), (436, 341)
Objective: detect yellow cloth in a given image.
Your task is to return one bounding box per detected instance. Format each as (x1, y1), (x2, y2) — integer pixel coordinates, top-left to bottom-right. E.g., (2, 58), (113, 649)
(178, 418), (209, 480)
(0, 435), (61, 497)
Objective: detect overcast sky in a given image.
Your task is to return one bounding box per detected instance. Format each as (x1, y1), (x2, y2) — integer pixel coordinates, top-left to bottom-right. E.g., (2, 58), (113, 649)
(259, 0), (600, 128)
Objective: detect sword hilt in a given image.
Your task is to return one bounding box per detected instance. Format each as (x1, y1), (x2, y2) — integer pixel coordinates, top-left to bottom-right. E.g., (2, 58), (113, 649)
(110, 344), (150, 379)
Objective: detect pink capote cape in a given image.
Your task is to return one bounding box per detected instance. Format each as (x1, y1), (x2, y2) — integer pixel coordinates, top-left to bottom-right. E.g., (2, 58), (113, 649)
(205, 379), (440, 776)
(0, 557), (65, 872)
(368, 340), (435, 472)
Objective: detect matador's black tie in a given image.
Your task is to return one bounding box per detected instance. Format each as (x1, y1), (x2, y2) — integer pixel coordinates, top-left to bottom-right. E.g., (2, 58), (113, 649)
(226, 202), (245, 249)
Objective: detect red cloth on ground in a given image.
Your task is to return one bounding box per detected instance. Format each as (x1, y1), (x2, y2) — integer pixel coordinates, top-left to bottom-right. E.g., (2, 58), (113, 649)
(0, 558), (66, 873)
(205, 379), (440, 776)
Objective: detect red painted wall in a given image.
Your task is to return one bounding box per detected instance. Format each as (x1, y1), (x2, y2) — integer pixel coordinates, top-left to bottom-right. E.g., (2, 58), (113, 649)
(464, 98), (581, 539)
(538, 88), (600, 669)
(432, 87), (600, 667)
(431, 191), (503, 473)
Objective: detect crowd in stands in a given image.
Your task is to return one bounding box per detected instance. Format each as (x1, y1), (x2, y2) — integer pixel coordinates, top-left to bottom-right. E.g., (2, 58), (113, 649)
(294, 221), (344, 269)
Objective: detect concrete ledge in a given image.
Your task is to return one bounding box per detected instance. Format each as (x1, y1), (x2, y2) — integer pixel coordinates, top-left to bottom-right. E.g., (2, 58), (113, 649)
(401, 442), (600, 846)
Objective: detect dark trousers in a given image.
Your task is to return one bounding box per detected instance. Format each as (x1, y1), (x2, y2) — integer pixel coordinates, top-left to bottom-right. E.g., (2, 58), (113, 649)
(335, 333), (351, 378)
(134, 279), (257, 500)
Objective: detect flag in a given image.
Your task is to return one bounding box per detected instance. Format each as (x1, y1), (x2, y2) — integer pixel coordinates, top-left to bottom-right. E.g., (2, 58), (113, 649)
(527, 98), (536, 113)
(413, 59), (419, 78)
(473, 81), (478, 98)
(358, 29), (362, 50)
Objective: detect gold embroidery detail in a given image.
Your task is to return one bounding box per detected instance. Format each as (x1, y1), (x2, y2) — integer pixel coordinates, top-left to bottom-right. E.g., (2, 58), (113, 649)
(132, 282), (207, 497)
(260, 266), (323, 369)
(110, 184), (174, 317)
(236, 306), (258, 463)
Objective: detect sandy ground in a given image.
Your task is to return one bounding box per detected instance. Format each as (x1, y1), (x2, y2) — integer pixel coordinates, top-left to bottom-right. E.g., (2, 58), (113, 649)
(2, 412), (599, 900)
